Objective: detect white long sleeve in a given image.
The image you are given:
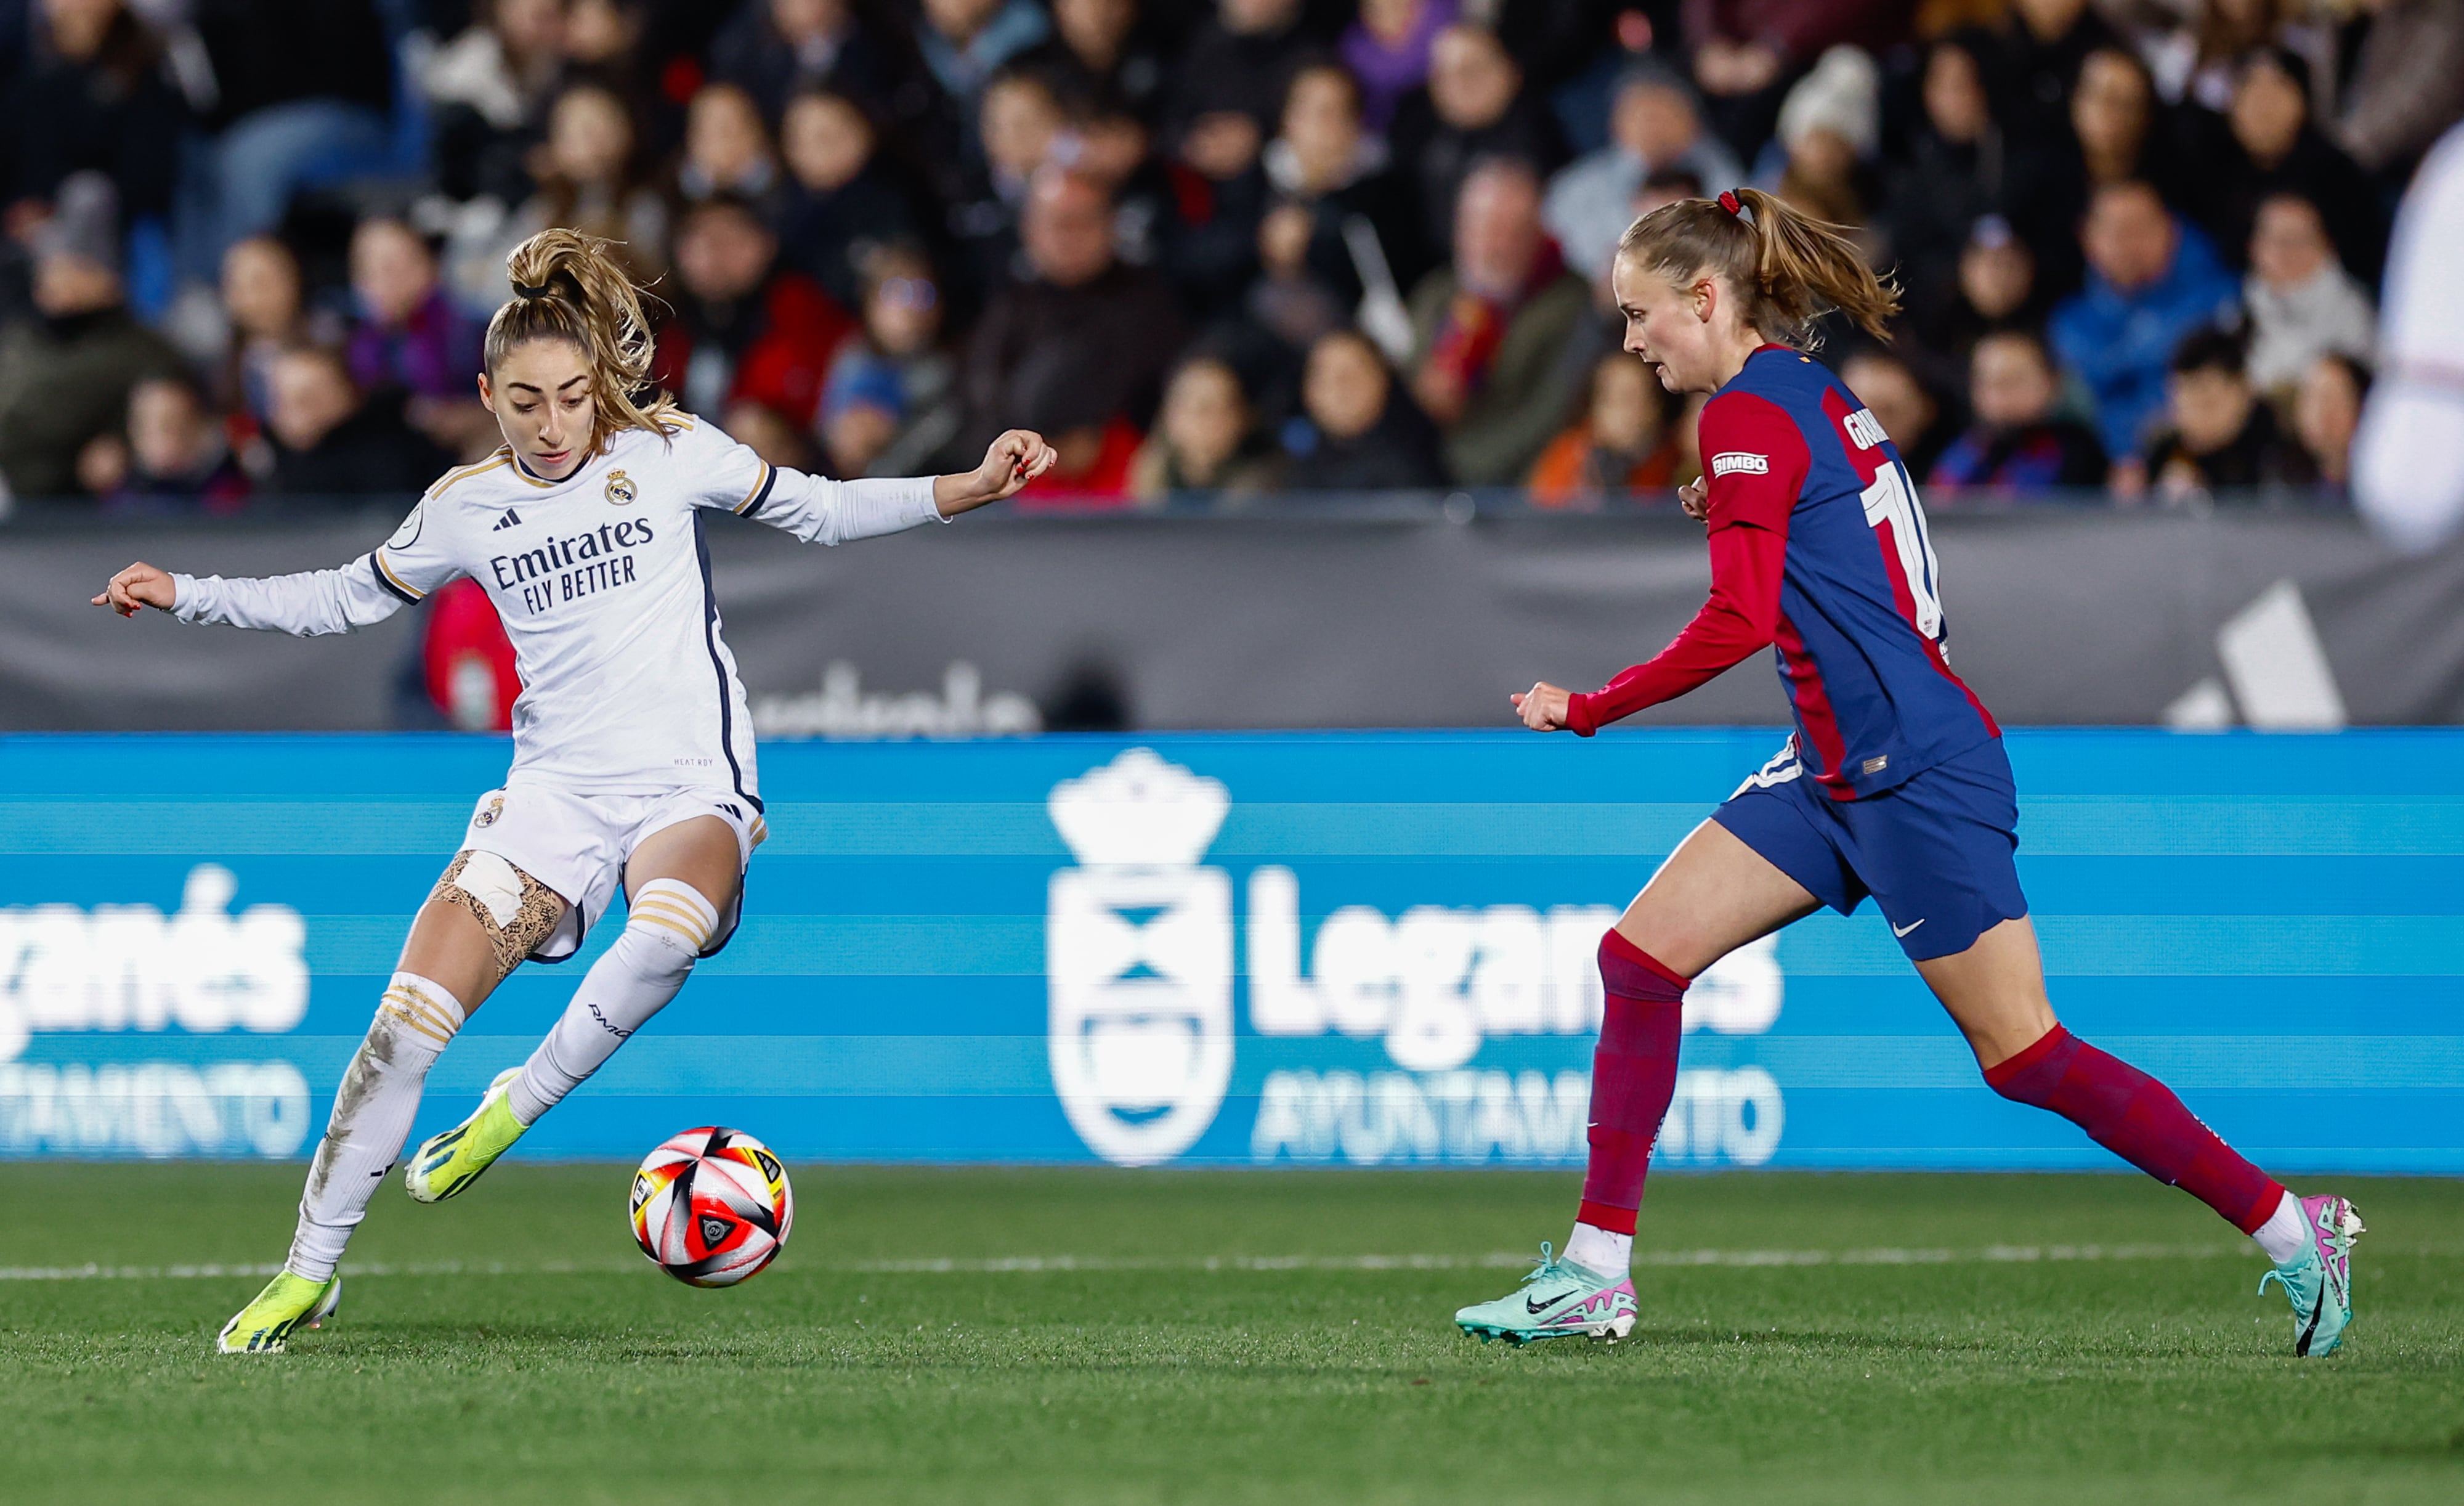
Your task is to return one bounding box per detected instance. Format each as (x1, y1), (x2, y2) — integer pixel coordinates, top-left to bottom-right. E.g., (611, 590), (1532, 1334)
(749, 470), (945, 545)
(171, 556), (411, 637)
(2354, 124), (2464, 553)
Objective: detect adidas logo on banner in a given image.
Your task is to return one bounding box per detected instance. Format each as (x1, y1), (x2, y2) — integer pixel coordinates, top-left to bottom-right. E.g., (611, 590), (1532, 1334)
(491, 509), (522, 531)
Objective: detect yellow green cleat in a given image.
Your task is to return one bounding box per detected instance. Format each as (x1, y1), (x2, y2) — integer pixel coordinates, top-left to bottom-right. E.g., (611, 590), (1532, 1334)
(216, 1271), (340, 1354)
(404, 1067), (528, 1204)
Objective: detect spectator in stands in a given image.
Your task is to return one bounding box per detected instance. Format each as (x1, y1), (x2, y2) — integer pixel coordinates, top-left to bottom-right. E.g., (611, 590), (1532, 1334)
(1927, 330), (2107, 495)
(2048, 181), (2239, 466)
(1037, 0), (1170, 124)
(915, 0), (1052, 124)
(654, 195), (854, 430)
(952, 68), (1072, 292)
(90, 375), (251, 513)
(179, 0), (397, 279)
(261, 344), (451, 497)
(2197, 47), (2386, 286)
(0, 173), (183, 499)
(708, 0), (894, 126)
(1390, 23), (1566, 267)
(2066, 47), (2177, 200)
(346, 219), (491, 457)
(2295, 352), (2368, 494)
(1768, 45), (1880, 229)
(1342, 0), (1457, 137)
(1903, 215), (2046, 402)
(216, 235), (324, 428)
(1545, 68), (1743, 285)
(446, 80), (670, 309)
(1166, 0), (1315, 187)
(1253, 65), (1429, 343)
(1406, 157), (1589, 485)
(4, 0), (188, 224)
(819, 245), (963, 479)
(1966, 0), (2125, 160)
(1283, 326), (1447, 490)
(1685, 0), (1915, 163)
(675, 83), (785, 216)
(1884, 38), (2040, 303)
(2138, 325), (2314, 499)
(1527, 351), (1679, 506)
(2334, 0), (2464, 178)
(778, 89), (918, 311)
(2243, 192), (2374, 399)
(1840, 348), (1946, 481)
(420, 0), (571, 204)
(1130, 356), (1283, 500)
(960, 170), (1186, 479)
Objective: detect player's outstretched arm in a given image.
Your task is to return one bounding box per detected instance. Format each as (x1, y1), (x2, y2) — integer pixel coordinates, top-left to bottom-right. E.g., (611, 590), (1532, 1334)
(933, 429), (1060, 517)
(91, 553), (418, 637)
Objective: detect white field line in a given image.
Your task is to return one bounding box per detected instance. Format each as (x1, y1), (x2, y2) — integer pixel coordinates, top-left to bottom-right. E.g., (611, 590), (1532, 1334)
(848, 1243), (2260, 1274)
(0, 1242), (2277, 1284)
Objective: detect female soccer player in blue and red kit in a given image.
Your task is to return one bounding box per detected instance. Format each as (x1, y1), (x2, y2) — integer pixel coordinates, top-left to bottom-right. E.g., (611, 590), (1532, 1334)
(1451, 189), (2362, 1357)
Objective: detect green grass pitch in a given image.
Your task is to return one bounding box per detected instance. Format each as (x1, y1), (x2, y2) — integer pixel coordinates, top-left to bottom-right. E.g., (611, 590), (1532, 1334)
(2, 1163), (2458, 1504)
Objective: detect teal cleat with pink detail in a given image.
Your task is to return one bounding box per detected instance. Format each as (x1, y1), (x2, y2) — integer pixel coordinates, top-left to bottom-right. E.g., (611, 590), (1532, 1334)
(2258, 1194), (2364, 1357)
(1453, 1243), (1639, 1346)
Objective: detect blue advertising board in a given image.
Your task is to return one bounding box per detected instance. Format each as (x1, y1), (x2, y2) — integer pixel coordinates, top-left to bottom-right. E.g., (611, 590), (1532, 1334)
(1, 730), (2457, 1173)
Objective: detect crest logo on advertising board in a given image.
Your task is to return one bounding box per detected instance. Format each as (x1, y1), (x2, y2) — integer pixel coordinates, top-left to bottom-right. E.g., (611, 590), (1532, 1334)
(1046, 750), (1234, 1166)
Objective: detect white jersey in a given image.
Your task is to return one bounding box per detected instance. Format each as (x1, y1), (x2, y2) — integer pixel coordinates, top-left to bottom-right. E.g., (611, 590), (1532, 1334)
(2354, 124), (2464, 552)
(170, 415), (944, 804)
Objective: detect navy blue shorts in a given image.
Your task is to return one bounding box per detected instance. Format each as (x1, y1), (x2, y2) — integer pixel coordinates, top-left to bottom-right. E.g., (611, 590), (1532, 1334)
(1709, 736), (2027, 961)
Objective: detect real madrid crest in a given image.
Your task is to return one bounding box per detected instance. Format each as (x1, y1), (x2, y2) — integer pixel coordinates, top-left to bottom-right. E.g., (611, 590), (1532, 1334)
(604, 470), (637, 505)
(474, 794), (504, 828)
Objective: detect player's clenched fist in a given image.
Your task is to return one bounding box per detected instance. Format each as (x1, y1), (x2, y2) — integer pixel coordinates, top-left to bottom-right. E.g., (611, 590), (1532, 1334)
(1511, 681), (1572, 732)
(933, 429), (1061, 515)
(92, 561), (176, 617)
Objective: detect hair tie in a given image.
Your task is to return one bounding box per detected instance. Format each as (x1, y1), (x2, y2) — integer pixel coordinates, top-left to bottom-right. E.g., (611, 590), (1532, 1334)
(1717, 190), (1746, 219)
(513, 281), (554, 300)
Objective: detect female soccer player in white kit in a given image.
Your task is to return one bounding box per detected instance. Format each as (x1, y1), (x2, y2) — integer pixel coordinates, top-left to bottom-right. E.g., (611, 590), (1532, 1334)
(91, 230), (1058, 1354)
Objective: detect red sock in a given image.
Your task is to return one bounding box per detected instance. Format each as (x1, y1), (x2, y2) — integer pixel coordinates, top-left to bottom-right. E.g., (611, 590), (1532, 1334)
(1576, 932), (1687, 1236)
(1984, 1025), (2284, 1234)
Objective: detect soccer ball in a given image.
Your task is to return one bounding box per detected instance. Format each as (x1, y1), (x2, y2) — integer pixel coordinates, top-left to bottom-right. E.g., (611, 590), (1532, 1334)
(629, 1126), (794, 1287)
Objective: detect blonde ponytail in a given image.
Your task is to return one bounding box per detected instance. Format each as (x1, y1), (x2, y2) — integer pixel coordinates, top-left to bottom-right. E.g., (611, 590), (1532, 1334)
(1615, 187), (1900, 349)
(485, 228), (681, 452)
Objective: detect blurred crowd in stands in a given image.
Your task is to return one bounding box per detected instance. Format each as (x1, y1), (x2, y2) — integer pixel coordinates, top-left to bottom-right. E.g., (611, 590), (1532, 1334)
(1, 0), (2451, 518)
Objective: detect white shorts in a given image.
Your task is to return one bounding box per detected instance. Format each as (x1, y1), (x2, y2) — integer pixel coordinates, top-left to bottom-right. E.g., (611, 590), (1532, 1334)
(455, 783), (768, 963)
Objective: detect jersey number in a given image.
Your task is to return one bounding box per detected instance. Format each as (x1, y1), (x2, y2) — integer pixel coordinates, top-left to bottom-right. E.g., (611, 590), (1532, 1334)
(1858, 462), (1944, 641)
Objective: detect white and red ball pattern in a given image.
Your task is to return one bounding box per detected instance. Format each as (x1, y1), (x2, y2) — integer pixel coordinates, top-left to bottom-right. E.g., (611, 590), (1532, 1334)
(630, 1126), (794, 1287)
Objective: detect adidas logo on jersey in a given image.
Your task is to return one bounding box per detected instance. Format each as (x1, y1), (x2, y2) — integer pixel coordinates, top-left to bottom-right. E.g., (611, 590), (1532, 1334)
(491, 509), (523, 531)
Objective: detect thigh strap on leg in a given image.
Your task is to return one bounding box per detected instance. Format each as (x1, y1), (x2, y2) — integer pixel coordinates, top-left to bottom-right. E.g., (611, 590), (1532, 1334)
(431, 850), (564, 978)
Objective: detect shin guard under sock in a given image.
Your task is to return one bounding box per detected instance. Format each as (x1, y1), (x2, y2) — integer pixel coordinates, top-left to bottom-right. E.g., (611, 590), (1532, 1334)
(1575, 932), (1688, 1243)
(287, 974), (465, 1280)
(508, 879), (718, 1125)
(1985, 1025), (2285, 1234)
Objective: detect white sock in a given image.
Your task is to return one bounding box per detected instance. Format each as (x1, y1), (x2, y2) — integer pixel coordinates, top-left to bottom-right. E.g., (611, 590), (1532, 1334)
(2251, 1190), (2309, 1264)
(507, 879), (718, 1125)
(286, 973), (465, 1282)
(1564, 1221), (1634, 1280)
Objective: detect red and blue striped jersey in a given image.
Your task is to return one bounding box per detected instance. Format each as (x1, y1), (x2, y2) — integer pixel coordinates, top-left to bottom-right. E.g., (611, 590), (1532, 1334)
(1565, 345), (1999, 798)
